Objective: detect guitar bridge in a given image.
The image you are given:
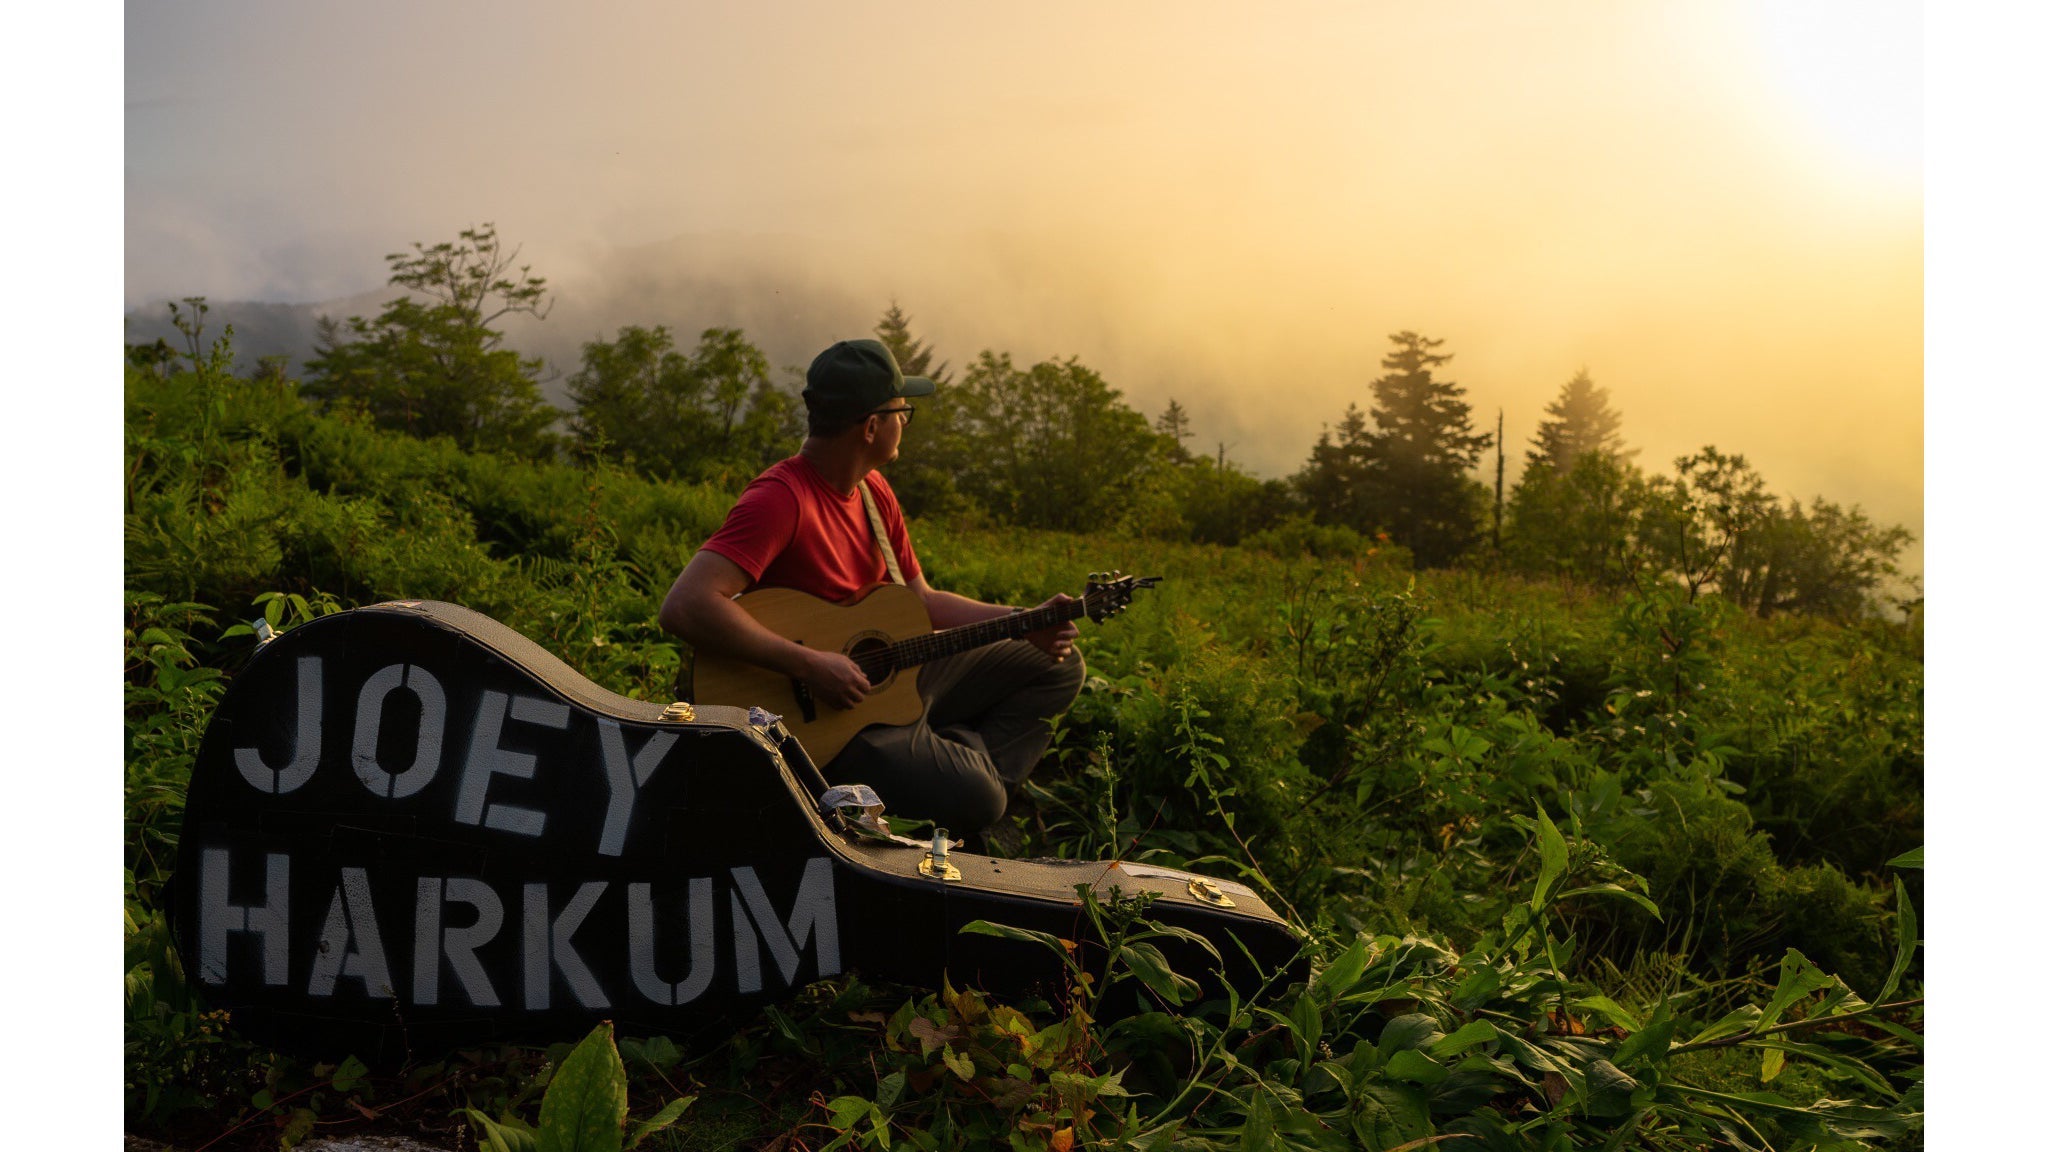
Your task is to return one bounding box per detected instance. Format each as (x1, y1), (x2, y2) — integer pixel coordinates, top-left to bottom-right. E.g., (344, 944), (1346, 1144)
(790, 678), (817, 723)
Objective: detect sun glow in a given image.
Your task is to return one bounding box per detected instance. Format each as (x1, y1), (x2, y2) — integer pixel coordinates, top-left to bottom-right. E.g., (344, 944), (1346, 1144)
(1748, 0), (1922, 181)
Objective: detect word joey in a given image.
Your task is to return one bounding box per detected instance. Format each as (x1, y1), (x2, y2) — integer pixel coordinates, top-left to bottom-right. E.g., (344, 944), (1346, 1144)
(233, 654), (677, 855)
(175, 604), (847, 1051)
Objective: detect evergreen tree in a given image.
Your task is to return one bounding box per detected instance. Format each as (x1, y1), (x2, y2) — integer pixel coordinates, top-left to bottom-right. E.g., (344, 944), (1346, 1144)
(1155, 399), (1193, 450)
(1294, 405), (1376, 532)
(872, 304), (969, 518)
(1527, 369), (1631, 472)
(1356, 331), (1494, 567)
(873, 301), (951, 386)
(303, 225), (560, 458)
(1163, 397), (1196, 459)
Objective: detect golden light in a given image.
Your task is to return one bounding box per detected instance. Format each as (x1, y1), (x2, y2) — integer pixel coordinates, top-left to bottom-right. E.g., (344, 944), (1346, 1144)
(1746, 0), (1922, 181)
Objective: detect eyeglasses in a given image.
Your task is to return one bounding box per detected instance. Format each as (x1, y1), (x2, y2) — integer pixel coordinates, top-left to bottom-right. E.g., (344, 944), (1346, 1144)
(870, 404), (915, 426)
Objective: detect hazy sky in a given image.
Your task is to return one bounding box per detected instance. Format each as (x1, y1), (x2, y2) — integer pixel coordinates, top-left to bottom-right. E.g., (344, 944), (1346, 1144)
(125, 0), (1923, 562)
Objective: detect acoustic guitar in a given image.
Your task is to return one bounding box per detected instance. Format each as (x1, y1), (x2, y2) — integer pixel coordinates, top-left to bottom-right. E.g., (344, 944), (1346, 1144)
(690, 572), (1160, 763)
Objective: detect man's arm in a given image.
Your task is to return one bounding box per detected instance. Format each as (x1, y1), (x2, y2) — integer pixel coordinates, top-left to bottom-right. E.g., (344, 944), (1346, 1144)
(907, 575), (1079, 662)
(659, 550), (874, 708)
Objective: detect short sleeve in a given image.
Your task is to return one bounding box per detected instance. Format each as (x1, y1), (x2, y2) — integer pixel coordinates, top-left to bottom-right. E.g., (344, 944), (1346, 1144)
(698, 476), (801, 583)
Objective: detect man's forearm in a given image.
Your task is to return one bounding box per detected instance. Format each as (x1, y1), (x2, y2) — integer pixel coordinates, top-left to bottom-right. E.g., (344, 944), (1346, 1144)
(672, 592), (817, 680)
(919, 588), (1015, 630)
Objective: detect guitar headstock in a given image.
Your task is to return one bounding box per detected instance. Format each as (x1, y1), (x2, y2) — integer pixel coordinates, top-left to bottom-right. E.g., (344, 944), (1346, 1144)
(1083, 571), (1163, 624)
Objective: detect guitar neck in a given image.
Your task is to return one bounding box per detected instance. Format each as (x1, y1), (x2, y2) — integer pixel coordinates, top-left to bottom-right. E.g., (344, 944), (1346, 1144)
(885, 598), (1085, 670)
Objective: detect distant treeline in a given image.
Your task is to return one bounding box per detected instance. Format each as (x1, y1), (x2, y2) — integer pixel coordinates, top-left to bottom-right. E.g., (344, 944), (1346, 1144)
(128, 224), (1915, 620)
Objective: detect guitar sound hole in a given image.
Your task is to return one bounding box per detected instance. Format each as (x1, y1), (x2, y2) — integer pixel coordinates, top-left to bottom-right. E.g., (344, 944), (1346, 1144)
(846, 633), (896, 691)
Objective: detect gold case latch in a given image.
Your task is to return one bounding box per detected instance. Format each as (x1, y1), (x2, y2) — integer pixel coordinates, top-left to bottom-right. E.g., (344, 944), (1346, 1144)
(919, 826), (962, 881)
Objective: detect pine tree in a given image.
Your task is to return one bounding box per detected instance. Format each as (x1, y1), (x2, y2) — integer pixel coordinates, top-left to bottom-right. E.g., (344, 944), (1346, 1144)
(1294, 405), (1375, 531)
(871, 303), (963, 517)
(1155, 398), (1194, 461)
(873, 302), (951, 385)
(1527, 369), (1632, 472)
(1357, 331), (1494, 567)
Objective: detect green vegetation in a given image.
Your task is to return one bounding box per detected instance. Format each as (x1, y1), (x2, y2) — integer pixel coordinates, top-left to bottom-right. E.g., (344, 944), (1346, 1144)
(301, 225), (562, 458)
(125, 228), (1921, 1149)
(567, 324), (801, 489)
(1295, 331), (1494, 567)
(465, 1022), (695, 1152)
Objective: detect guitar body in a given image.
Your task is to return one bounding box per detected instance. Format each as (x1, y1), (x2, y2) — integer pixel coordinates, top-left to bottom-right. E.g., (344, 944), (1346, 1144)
(690, 583), (935, 764)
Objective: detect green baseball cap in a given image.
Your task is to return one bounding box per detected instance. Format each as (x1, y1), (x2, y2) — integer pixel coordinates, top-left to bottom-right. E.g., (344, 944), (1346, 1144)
(803, 338), (936, 417)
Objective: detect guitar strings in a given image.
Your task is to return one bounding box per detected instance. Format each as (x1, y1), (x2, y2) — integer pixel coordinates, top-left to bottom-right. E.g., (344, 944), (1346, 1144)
(849, 585), (1125, 680)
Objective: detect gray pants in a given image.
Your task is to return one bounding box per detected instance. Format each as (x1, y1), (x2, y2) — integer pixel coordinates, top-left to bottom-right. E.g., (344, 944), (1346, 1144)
(825, 640), (1086, 835)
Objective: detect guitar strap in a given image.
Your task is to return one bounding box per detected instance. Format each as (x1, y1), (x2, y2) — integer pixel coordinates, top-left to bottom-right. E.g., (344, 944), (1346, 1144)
(858, 479), (904, 585)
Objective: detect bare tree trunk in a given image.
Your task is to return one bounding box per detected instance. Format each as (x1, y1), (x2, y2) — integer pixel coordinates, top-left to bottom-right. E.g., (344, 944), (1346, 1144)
(1492, 409), (1505, 552)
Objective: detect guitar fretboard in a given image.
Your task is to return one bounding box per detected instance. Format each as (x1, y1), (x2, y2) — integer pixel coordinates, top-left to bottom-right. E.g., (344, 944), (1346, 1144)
(858, 596), (1091, 676)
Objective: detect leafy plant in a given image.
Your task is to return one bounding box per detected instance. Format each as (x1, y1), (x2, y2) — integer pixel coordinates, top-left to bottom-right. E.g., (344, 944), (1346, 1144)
(802, 813), (1919, 1150)
(466, 1022), (694, 1152)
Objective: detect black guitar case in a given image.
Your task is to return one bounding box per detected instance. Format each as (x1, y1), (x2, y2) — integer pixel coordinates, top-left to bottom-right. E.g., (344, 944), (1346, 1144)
(169, 601), (1301, 1058)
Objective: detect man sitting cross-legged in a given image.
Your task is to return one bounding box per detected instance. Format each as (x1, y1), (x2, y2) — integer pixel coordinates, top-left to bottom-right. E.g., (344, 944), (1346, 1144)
(658, 338), (1084, 840)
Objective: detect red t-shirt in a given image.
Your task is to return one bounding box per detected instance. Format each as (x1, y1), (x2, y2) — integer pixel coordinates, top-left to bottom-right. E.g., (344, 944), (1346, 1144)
(699, 456), (923, 603)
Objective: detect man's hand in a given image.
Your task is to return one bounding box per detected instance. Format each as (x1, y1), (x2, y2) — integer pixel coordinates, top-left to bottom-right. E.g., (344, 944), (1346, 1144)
(1023, 594), (1081, 662)
(911, 578), (1079, 662)
(804, 649), (873, 710)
